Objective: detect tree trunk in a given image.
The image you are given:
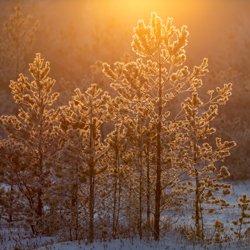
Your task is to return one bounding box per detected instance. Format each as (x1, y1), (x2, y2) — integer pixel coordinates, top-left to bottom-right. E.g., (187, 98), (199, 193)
(9, 184), (13, 223)
(36, 187), (43, 235)
(139, 159), (142, 239)
(89, 166), (94, 243)
(116, 169), (121, 236)
(112, 152), (118, 238)
(194, 140), (200, 239)
(200, 202), (204, 240)
(89, 107), (95, 243)
(138, 91), (143, 240)
(154, 129), (161, 241)
(75, 166), (79, 241)
(37, 79), (44, 235)
(154, 53), (162, 241)
(146, 141), (151, 239)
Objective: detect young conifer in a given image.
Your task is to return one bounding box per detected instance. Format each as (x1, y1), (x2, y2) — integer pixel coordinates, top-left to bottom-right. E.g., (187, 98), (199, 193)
(230, 194), (250, 241)
(49, 137), (88, 241)
(179, 89), (236, 241)
(103, 12), (211, 240)
(120, 101), (156, 238)
(0, 181), (21, 223)
(0, 53), (59, 235)
(213, 220), (225, 243)
(101, 124), (130, 238)
(58, 84), (110, 243)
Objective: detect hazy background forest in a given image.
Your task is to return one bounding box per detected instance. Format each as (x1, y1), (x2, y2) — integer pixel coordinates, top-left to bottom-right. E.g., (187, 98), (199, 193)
(0, 0), (250, 179)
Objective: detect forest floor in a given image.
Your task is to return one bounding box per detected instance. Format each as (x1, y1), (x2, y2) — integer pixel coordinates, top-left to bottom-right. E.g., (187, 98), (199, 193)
(1, 180), (250, 250)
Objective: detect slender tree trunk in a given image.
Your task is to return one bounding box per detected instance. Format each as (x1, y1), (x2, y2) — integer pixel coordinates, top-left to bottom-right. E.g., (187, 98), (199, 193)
(154, 129), (161, 240)
(69, 228), (72, 241)
(100, 123), (104, 143)
(200, 202), (204, 240)
(194, 140), (200, 239)
(14, 45), (20, 116)
(239, 223), (242, 240)
(112, 150), (118, 238)
(89, 166), (94, 243)
(138, 93), (143, 240)
(129, 179), (133, 237)
(154, 53), (162, 241)
(139, 163), (142, 239)
(116, 167), (121, 236)
(75, 166), (79, 241)
(37, 84), (44, 235)
(146, 141), (151, 239)
(89, 107), (95, 243)
(9, 184), (13, 223)
(37, 189), (43, 218)
(36, 187), (43, 236)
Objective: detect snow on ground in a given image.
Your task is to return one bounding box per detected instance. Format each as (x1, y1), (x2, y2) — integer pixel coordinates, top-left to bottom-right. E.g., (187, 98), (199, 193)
(1, 180), (250, 250)
(37, 237), (250, 250)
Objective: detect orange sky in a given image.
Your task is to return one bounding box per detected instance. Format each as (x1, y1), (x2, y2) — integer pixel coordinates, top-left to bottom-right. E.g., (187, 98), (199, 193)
(44, 0), (250, 65)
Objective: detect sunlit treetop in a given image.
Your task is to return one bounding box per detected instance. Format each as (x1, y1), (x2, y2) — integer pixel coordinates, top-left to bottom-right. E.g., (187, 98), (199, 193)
(103, 12), (209, 102)
(132, 12), (189, 66)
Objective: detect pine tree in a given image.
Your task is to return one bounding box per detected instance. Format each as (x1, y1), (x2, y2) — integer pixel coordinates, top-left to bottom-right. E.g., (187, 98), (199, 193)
(103, 52), (150, 238)
(101, 144), (138, 238)
(102, 124), (128, 238)
(0, 53), (59, 234)
(47, 137), (88, 240)
(0, 178), (22, 223)
(122, 108), (146, 239)
(179, 89), (236, 241)
(120, 101), (157, 238)
(213, 220), (225, 243)
(58, 84), (110, 243)
(231, 194), (250, 241)
(103, 12), (210, 240)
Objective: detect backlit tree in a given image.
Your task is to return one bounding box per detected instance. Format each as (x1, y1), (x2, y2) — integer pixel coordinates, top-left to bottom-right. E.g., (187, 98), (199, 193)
(58, 83), (110, 242)
(179, 90), (235, 240)
(103, 12), (210, 240)
(0, 53), (59, 234)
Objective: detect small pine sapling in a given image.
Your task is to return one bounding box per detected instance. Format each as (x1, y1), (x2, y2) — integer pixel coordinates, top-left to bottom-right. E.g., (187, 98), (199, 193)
(179, 89), (236, 242)
(122, 102), (156, 239)
(102, 124), (129, 239)
(230, 194), (250, 241)
(58, 84), (111, 243)
(0, 53), (60, 235)
(213, 220), (225, 244)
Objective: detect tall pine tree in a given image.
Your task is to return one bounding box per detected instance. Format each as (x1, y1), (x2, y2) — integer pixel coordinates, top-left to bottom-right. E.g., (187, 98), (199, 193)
(103, 12), (209, 240)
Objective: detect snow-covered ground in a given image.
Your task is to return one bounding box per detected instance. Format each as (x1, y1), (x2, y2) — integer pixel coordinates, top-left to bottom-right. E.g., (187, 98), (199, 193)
(36, 237), (250, 250)
(1, 180), (250, 250)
